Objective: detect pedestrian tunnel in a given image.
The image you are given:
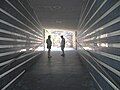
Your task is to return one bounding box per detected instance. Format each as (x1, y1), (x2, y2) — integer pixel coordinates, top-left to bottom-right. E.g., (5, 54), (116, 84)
(0, 0), (120, 90)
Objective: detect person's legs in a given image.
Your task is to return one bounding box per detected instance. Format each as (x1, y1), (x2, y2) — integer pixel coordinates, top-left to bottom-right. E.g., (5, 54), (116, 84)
(61, 46), (65, 56)
(48, 49), (50, 56)
(48, 48), (52, 58)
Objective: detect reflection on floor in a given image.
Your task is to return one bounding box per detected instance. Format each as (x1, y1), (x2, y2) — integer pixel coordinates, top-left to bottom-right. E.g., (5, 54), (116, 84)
(11, 50), (96, 90)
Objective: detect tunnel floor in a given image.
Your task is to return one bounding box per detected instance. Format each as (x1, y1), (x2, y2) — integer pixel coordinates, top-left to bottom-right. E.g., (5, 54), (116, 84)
(11, 50), (96, 90)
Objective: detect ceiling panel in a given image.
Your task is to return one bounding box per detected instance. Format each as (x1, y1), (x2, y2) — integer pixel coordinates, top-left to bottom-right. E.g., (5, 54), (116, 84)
(29, 0), (84, 30)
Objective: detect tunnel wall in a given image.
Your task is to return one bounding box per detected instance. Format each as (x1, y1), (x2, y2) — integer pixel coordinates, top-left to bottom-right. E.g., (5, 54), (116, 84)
(77, 0), (120, 89)
(0, 0), (44, 89)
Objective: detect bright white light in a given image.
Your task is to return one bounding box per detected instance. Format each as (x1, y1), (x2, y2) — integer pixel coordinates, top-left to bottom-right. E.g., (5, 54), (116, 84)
(97, 43), (100, 46)
(84, 37), (94, 41)
(46, 29), (68, 31)
(35, 46), (44, 51)
(100, 43), (108, 47)
(29, 48), (33, 50)
(19, 49), (26, 52)
(45, 47), (74, 51)
(83, 47), (92, 50)
(100, 34), (107, 38)
(99, 28), (104, 30)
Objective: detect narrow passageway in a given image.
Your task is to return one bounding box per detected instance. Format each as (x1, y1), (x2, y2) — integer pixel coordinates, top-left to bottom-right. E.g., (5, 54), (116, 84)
(11, 50), (95, 90)
(0, 0), (119, 89)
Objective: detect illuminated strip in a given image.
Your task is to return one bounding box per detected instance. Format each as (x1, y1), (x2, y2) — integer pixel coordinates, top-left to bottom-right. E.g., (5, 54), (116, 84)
(0, 53), (40, 78)
(83, 37), (95, 41)
(84, 48), (120, 77)
(81, 54), (119, 90)
(94, 51), (120, 62)
(29, 36), (42, 41)
(77, 5), (84, 30)
(0, 29), (26, 38)
(84, 16), (120, 38)
(78, 43), (120, 77)
(81, 0), (108, 32)
(1, 70), (25, 90)
(82, 50), (120, 88)
(0, 29), (43, 41)
(80, 0), (96, 29)
(27, 0), (40, 24)
(20, 0), (44, 35)
(96, 60), (120, 77)
(93, 30), (120, 40)
(0, 43), (40, 49)
(107, 30), (120, 37)
(5, 0), (43, 34)
(83, 30), (120, 42)
(0, 8), (42, 37)
(0, 45), (25, 48)
(0, 37), (40, 44)
(27, 0), (44, 31)
(78, 0), (90, 28)
(99, 30), (120, 38)
(0, 52), (35, 66)
(0, 59), (14, 67)
(80, 1), (120, 36)
(89, 72), (103, 90)
(83, 37), (95, 42)
(108, 43), (120, 48)
(0, 28), (42, 41)
(0, 37), (26, 42)
(0, 19), (39, 38)
(18, 0), (40, 26)
(0, 50), (21, 57)
(90, 49), (120, 77)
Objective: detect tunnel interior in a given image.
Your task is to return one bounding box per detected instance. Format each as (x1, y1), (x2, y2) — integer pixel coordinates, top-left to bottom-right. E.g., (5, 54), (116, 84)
(0, 0), (120, 90)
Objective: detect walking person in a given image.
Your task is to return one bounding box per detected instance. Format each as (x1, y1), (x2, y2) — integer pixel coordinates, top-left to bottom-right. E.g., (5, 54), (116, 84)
(60, 35), (65, 57)
(46, 35), (52, 58)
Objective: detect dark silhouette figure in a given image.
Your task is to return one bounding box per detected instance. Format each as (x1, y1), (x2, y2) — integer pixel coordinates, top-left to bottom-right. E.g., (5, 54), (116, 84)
(60, 36), (65, 57)
(46, 35), (52, 58)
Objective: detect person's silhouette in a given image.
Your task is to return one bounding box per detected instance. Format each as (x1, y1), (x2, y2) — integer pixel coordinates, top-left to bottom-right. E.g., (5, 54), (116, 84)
(46, 35), (52, 58)
(60, 36), (65, 57)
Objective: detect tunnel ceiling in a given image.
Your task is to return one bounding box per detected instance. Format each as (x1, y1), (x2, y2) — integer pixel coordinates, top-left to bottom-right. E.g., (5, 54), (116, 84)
(29, 0), (84, 30)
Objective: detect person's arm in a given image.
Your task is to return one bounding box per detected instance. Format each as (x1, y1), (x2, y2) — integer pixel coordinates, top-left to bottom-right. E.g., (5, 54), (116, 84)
(50, 40), (52, 45)
(63, 39), (65, 45)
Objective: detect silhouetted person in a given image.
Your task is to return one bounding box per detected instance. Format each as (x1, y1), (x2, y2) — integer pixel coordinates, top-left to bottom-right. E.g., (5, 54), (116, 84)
(60, 36), (65, 56)
(46, 35), (52, 58)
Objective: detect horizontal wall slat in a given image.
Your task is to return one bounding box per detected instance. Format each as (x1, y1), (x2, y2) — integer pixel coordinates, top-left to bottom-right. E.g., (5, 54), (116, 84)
(0, 0), (44, 89)
(77, 0), (120, 89)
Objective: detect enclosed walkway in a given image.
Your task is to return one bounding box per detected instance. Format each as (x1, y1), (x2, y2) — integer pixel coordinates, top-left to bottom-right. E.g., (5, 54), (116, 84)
(0, 0), (120, 90)
(10, 50), (95, 90)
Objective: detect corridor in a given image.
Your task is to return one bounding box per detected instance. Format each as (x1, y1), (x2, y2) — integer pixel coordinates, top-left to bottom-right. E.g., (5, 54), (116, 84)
(0, 0), (120, 90)
(10, 50), (95, 90)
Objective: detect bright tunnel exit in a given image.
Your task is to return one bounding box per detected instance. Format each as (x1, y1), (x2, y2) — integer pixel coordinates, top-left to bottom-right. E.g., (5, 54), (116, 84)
(45, 29), (76, 51)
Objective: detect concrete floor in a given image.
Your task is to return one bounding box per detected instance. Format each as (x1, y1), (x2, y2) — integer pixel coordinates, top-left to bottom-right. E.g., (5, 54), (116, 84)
(11, 50), (96, 90)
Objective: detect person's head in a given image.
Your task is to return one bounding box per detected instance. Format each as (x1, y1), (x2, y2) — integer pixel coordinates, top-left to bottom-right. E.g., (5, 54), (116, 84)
(48, 35), (51, 39)
(61, 35), (63, 38)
